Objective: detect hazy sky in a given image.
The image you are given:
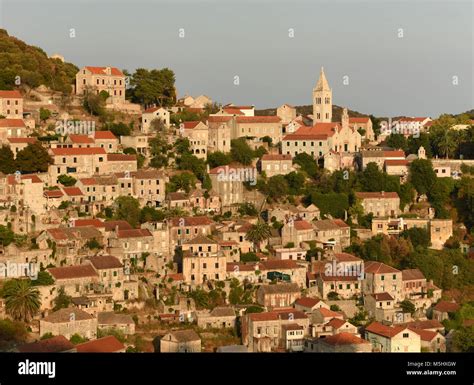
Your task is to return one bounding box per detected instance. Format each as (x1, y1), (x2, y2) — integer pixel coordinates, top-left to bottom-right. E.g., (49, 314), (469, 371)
(0, 0), (472, 117)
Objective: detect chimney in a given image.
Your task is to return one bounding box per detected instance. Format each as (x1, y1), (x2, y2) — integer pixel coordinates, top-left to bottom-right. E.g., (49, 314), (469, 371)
(381, 190), (385, 196)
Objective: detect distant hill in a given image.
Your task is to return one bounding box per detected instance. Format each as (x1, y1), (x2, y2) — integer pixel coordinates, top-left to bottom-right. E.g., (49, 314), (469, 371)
(255, 104), (370, 122)
(0, 29), (78, 93)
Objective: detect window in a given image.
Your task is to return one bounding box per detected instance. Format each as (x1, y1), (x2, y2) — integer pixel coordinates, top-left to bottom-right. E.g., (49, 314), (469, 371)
(381, 275), (385, 281)
(392, 274), (396, 280)
(403, 333), (409, 338)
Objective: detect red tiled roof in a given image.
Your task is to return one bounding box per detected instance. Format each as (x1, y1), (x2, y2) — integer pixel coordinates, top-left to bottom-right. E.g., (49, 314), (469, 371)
(334, 252), (362, 262)
(0, 119), (25, 127)
(79, 178), (97, 186)
(383, 150), (406, 158)
(62, 187), (83, 196)
(317, 308), (343, 318)
(93, 130), (117, 140)
(262, 259), (299, 270)
(50, 147), (106, 156)
(18, 335), (75, 353)
(332, 219), (349, 228)
(181, 121), (199, 129)
(403, 320), (444, 330)
(48, 264), (98, 280)
(409, 328), (438, 342)
(261, 154), (292, 161)
(433, 301), (460, 313)
(7, 174), (42, 185)
(385, 159), (409, 166)
(322, 332), (368, 346)
(68, 134), (94, 144)
(107, 153), (136, 161)
(326, 318), (348, 329)
(226, 105), (254, 110)
(207, 116), (233, 123)
(0, 90), (22, 98)
(364, 261), (400, 275)
(103, 220), (133, 231)
(76, 336), (124, 353)
(295, 297), (321, 308)
(89, 255), (122, 269)
(293, 220), (313, 230)
(236, 116), (281, 123)
(73, 218), (104, 228)
(85, 66), (124, 76)
(222, 107), (244, 115)
(226, 262), (257, 272)
(318, 273), (359, 282)
(355, 191), (399, 199)
(116, 229), (152, 238)
(365, 321), (406, 338)
(44, 189), (64, 198)
(371, 292), (394, 301)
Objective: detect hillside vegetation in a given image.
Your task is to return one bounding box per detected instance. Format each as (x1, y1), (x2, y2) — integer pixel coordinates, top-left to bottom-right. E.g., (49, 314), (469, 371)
(0, 29), (78, 93)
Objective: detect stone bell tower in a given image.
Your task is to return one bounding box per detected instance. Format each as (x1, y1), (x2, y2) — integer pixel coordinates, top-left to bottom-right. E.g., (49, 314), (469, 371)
(312, 67), (332, 124)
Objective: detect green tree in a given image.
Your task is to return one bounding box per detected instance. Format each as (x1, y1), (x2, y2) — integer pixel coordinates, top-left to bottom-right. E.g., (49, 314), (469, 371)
(167, 172), (196, 193)
(401, 227), (430, 249)
(39, 108), (51, 122)
(408, 159), (436, 196)
(452, 327), (474, 352)
(386, 133), (407, 152)
(53, 287), (72, 311)
(400, 299), (416, 314)
(230, 138), (255, 165)
(0, 225), (15, 246)
(57, 174), (77, 187)
(245, 221), (272, 251)
(207, 151), (232, 168)
(238, 202), (258, 217)
(1, 279), (41, 322)
(265, 175), (289, 200)
(113, 196), (141, 228)
(16, 143), (53, 173)
(130, 68), (176, 106)
(83, 92), (106, 116)
(31, 271), (54, 286)
(70, 333), (88, 345)
(0, 145), (16, 174)
(284, 172), (305, 195)
(293, 153), (320, 179)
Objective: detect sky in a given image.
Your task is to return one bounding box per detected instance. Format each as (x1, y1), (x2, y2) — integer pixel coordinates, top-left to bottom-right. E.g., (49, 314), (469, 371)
(0, 0), (472, 117)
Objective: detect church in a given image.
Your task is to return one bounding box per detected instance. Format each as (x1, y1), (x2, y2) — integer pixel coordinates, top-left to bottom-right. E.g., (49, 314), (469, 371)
(281, 67), (374, 171)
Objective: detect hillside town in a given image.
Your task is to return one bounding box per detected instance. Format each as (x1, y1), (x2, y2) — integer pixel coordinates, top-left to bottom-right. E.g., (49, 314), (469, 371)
(0, 30), (473, 354)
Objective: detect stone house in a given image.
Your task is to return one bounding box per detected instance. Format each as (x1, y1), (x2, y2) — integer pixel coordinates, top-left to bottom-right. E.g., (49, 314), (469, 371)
(257, 282), (301, 309)
(141, 106), (170, 133)
(432, 301), (460, 322)
(88, 255), (125, 301)
(76, 66), (125, 104)
(181, 235), (226, 284)
(313, 219), (350, 252)
(196, 306), (236, 329)
(305, 332), (371, 353)
(410, 328), (446, 353)
(0, 90), (23, 118)
(259, 154), (294, 177)
(0, 119), (27, 141)
(355, 191), (400, 217)
(107, 228), (154, 265)
(93, 131), (119, 152)
(180, 121), (209, 159)
(97, 312), (135, 334)
(169, 216), (214, 249)
(241, 309), (309, 352)
(364, 292), (397, 323)
(276, 104), (296, 125)
(274, 247), (307, 261)
(281, 219), (315, 247)
(365, 321), (421, 352)
(40, 307), (98, 339)
(160, 329), (201, 353)
(75, 335), (125, 352)
(47, 264), (99, 299)
(294, 297), (329, 313)
(363, 261), (403, 302)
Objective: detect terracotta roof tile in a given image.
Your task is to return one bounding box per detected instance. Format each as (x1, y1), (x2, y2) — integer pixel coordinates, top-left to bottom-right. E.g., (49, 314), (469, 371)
(76, 336), (124, 353)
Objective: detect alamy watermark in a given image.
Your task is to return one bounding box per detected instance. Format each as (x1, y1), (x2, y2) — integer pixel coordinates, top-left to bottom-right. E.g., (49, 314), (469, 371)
(0, 261), (39, 280)
(55, 120), (96, 135)
(217, 165), (257, 186)
(380, 117), (420, 138)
